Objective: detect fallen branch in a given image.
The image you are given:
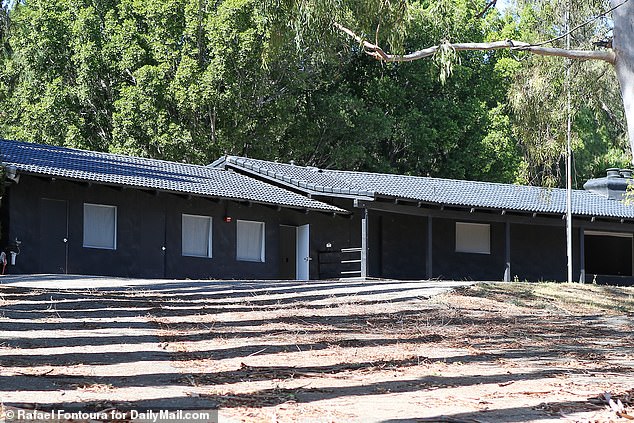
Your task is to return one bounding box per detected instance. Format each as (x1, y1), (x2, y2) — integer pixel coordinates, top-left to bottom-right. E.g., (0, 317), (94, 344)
(16, 368), (54, 376)
(246, 347), (268, 357)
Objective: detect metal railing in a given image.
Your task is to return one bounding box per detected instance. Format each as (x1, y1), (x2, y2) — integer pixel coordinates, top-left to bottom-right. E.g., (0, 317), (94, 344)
(340, 247), (362, 277)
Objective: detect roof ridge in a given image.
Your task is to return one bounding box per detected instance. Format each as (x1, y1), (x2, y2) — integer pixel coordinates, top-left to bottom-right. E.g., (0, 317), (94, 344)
(223, 155), (587, 193)
(224, 155), (372, 192)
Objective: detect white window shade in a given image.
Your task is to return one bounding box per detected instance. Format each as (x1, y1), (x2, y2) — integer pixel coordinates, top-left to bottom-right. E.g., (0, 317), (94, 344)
(456, 222), (490, 254)
(182, 214), (212, 258)
(83, 204), (117, 250)
(237, 220), (265, 262)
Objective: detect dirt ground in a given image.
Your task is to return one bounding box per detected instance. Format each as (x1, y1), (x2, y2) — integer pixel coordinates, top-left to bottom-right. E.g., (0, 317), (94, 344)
(1, 278), (633, 423)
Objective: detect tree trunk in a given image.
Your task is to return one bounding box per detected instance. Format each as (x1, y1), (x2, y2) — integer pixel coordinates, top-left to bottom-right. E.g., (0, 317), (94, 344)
(612, 0), (634, 160)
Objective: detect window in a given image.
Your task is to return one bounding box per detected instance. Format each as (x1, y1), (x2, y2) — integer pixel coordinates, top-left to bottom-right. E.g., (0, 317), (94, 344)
(83, 203), (117, 250)
(237, 220), (265, 262)
(182, 214), (213, 258)
(455, 222), (490, 254)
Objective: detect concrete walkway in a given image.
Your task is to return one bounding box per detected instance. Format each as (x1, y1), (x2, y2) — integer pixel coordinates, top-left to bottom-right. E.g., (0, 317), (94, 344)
(0, 274), (474, 293)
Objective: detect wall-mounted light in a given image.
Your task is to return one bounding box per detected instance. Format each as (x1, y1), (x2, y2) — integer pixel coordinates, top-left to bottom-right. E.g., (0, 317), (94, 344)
(223, 216), (232, 223)
(2, 163), (20, 183)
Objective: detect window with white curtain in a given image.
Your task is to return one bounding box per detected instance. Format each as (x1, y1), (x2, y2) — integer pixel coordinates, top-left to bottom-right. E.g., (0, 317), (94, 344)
(455, 222), (491, 254)
(236, 220), (265, 262)
(83, 203), (117, 250)
(182, 214), (212, 258)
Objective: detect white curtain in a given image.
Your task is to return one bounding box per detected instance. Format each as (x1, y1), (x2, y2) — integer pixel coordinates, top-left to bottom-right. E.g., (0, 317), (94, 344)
(182, 214), (212, 257)
(237, 220), (265, 262)
(83, 204), (116, 249)
(455, 222), (490, 254)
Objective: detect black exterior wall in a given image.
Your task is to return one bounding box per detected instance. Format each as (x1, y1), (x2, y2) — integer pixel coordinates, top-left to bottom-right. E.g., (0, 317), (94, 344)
(364, 210), (562, 281)
(509, 224), (568, 282)
(366, 211), (427, 279)
(358, 205), (634, 284)
(2, 175), (359, 279)
(4, 175), (634, 283)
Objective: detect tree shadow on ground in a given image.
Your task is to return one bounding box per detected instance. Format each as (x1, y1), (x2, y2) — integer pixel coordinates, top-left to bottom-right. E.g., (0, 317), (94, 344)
(1, 279), (632, 420)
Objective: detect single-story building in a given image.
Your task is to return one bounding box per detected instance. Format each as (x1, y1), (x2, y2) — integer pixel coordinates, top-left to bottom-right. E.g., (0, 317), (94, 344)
(212, 156), (634, 285)
(2, 138), (634, 284)
(0, 139), (354, 280)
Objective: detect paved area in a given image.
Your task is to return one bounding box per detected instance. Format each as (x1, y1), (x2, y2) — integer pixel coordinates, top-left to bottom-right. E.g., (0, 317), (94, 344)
(0, 275), (473, 421)
(0, 274), (474, 293)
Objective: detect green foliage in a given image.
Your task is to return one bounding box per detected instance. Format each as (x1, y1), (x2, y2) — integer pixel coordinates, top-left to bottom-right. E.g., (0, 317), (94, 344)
(502, 0), (628, 187)
(0, 0), (524, 183)
(4, 0), (624, 188)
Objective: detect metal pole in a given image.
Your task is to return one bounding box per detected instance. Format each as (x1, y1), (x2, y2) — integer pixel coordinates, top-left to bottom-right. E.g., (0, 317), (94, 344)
(426, 217), (433, 279)
(566, 3), (573, 284)
(361, 208), (368, 279)
(579, 226), (585, 283)
(504, 221), (511, 282)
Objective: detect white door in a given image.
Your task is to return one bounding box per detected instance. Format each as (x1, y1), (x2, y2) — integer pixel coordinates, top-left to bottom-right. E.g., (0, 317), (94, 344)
(296, 224), (310, 280)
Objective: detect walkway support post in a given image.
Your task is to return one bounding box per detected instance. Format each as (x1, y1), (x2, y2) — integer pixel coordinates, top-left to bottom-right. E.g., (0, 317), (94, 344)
(426, 217), (433, 279)
(579, 227), (585, 283)
(361, 208), (368, 279)
(504, 221), (511, 282)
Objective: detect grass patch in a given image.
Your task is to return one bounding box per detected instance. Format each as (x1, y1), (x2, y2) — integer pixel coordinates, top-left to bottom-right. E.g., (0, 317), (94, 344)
(465, 282), (634, 314)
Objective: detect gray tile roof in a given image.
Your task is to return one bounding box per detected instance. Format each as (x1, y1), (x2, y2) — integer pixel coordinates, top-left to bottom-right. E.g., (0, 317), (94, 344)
(0, 139), (346, 213)
(215, 156), (375, 198)
(218, 156), (634, 219)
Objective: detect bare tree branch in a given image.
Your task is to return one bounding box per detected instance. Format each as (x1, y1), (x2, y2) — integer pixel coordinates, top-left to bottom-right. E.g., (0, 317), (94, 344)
(334, 22), (617, 65)
(533, 0), (629, 47)
(475, 0), (497, 19)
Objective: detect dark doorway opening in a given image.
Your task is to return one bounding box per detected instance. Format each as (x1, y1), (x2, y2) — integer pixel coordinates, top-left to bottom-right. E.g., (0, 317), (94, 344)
(40, 198), (68, 274)
(279, 225), (296, 280)
(585, 232), (633, 276)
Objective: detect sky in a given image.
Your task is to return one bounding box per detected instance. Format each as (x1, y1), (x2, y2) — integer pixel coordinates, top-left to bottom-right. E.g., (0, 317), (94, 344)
(496, 0), (512, 10)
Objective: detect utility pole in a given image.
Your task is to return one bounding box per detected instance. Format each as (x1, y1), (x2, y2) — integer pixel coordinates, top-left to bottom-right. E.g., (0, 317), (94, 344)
(565, 2), (574, 284)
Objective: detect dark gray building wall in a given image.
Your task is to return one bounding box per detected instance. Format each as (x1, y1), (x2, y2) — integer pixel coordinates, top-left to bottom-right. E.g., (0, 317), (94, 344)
(509, 223), (568, 282)
(3, 175), (358, 279)
(361, 206), (629, 283)
(366, 211), (427, 280)
(431, 218), (506, 281)
(366, 211), (508, 281)
(9, 175), (634, 283)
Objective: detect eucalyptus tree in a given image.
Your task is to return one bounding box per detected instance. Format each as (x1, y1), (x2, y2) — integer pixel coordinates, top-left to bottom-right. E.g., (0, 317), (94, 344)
(272, 0), (634, 184)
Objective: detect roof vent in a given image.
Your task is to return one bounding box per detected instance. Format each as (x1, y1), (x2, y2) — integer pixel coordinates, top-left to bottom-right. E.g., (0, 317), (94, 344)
(289, 160), (296, 166)
(584, 168), (633, 200)
(607, 168), (621, 178)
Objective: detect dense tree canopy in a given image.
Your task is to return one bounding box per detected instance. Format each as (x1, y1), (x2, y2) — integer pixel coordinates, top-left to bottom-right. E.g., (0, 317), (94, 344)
(0, 0), (628, 187)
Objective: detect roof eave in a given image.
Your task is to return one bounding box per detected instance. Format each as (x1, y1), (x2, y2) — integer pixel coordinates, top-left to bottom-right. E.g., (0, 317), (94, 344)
(15, 170), (349, 215)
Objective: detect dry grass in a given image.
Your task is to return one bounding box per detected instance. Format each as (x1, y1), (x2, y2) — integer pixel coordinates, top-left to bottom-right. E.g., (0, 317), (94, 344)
(462, 282), (634, 314)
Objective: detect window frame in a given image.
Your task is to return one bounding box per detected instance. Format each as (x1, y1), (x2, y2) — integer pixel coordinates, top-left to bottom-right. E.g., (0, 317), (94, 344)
(83, 203), (117, 250)
(181, 214), (213, 258)
(236, 220), (266, 262)
(455, 222), (491, 255)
